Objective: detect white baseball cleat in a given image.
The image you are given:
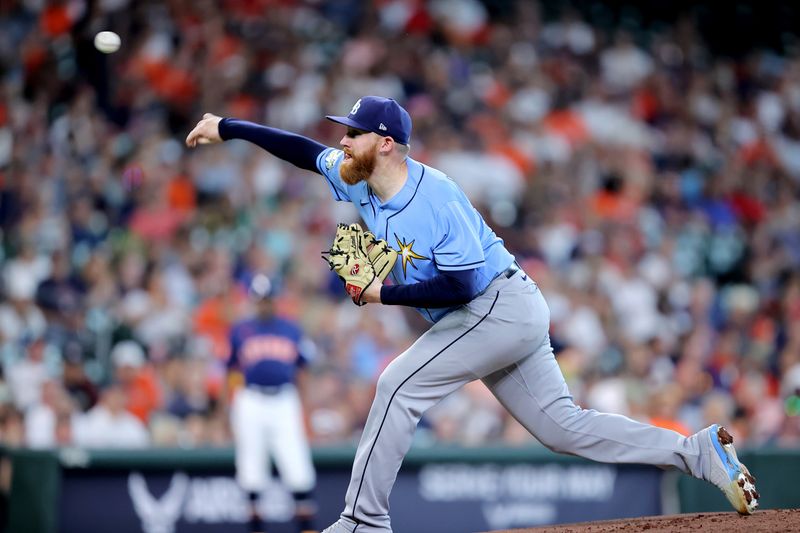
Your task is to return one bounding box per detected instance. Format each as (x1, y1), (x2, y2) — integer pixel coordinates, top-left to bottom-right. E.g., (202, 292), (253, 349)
(705, 424), (759, 514)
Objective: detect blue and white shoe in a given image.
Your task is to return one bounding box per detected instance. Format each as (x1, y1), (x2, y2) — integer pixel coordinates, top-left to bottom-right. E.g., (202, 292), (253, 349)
(705, 424), (759, 514)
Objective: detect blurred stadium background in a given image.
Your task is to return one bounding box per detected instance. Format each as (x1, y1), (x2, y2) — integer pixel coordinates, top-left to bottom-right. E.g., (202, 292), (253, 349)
(1, 0), (800, 532)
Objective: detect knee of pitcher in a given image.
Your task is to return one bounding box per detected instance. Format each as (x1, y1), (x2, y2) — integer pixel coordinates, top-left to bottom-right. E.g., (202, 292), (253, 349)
(537, 405), (584, 453)
(375, 370), (404, 397)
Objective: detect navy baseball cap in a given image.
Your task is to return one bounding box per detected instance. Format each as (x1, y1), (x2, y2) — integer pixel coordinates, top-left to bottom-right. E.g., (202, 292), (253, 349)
(326, 96), (412, 145)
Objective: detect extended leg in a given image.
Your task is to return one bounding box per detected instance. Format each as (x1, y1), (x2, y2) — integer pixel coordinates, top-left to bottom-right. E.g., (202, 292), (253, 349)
(483, 332), (759, 513)
(482, 338), (705, 476)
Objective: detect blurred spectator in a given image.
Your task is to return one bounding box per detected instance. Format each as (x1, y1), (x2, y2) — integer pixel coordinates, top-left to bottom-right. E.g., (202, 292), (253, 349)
(129, 268), (190, 353)
(35, 250), (85, 328)
(5, 337), (50, 412)
(192, 249), (249, 362)
(74, 384), (150, 448)
(61, 341), (99, 412)
(648, 383), (691, 436)
(0, 262), (47, 354)
(0, 406), (25, 448)
(110, 340), (162, 424)
(24, 380), (77, 449)
(600, 31), (654, 94)
(149, 412), (183, 447)
(163, 355), (212, 419)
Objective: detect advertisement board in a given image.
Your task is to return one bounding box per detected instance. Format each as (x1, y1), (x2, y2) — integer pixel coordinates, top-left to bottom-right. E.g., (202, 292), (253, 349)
(57, 461), (662, 533)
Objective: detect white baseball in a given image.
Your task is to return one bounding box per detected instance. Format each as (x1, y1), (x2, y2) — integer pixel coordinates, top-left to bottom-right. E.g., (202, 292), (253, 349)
(94, 31), (121, 54)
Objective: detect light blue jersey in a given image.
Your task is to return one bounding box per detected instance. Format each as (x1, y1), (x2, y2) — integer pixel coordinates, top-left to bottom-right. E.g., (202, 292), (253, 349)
(316, 148), (515, 322)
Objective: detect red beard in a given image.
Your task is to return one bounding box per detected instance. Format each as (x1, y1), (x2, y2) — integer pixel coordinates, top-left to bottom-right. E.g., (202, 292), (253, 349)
(340, 146), (377, 185)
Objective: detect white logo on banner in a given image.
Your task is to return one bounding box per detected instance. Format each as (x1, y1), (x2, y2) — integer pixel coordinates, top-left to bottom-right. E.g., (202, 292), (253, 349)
(129, 472), (189, 533)
(127, 472), (294, 530)
(350, 99), (362, 115)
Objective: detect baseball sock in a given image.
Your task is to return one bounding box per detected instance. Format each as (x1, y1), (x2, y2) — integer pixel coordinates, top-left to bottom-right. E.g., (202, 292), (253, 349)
(247, 491), (264, 533)
(292, 490), (317, 532)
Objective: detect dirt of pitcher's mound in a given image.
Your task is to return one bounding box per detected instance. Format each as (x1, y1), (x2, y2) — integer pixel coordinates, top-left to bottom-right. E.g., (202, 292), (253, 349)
(483, 509), (800, 533)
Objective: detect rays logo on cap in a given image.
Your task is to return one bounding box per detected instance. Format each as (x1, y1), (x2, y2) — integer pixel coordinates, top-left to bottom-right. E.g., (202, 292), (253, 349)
(326, 96), (413, 145)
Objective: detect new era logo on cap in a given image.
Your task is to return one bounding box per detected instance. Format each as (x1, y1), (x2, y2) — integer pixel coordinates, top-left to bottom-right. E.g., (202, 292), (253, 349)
(326, 96), (412, 145)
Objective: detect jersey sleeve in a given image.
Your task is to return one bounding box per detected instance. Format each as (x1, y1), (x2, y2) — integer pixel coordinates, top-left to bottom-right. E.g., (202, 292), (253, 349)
(432, 201), (486, 271)
(316, 147), (351, 202)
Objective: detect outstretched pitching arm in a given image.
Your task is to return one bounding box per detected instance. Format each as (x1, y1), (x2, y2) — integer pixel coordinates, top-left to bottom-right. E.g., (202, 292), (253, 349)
(186, 114), (327, 172)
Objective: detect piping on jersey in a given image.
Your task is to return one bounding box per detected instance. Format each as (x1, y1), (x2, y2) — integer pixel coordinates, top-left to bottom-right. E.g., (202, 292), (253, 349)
(383, 166), (425, 239)
(385, 167), (428, 318)
(348, 290), (500, 529)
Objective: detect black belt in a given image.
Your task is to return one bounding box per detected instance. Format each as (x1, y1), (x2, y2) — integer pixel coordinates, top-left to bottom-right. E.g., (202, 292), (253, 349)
(502, 261), (521, 279)
(247, 383), (291, 395)
(473, 261), (524, 301)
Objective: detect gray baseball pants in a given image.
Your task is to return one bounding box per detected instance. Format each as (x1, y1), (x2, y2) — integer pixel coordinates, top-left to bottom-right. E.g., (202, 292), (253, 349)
(336, 270), (706, 533)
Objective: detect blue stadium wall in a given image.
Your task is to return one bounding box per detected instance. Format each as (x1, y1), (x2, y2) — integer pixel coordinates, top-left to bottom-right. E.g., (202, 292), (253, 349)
(3, 446), (798, 533)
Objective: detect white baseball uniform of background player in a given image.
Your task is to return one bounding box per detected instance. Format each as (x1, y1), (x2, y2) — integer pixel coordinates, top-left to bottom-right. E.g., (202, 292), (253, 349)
(228, 275), (316, 533)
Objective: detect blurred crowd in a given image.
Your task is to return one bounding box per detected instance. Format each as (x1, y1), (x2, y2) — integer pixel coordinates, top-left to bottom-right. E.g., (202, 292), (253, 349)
(0, 0), (799, 453)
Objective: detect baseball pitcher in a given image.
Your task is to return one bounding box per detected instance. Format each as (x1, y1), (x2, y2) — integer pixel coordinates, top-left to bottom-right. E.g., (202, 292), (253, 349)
(227, 274), (317, 533)
(188, 96), (758, 533)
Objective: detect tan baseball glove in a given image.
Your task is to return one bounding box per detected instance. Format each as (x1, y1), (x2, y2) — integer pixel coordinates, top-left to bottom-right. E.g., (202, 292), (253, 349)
(323, 226), (376, 306)
(329, 223), (397, 283)
(362, 230), (398, 283)
(329, 223), (365, 257)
